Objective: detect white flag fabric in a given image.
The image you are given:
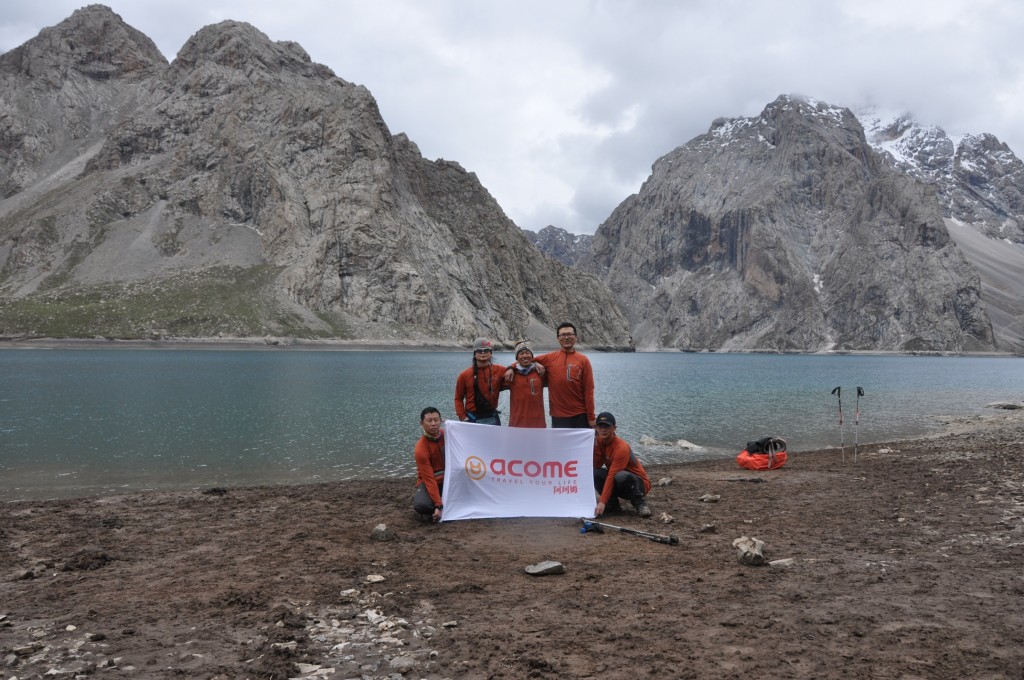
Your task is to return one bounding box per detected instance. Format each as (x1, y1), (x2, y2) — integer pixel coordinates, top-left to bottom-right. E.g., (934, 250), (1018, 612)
(441, 420), (595, 521)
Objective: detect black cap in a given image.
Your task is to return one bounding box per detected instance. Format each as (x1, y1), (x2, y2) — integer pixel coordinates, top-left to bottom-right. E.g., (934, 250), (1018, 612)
(595, 412), (616, 426)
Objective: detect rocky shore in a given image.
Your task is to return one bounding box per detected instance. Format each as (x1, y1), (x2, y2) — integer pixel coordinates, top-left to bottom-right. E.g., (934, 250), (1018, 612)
(2, 409), (1023, 679)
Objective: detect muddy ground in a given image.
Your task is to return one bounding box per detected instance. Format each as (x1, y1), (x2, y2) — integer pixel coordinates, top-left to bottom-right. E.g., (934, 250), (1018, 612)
(2, 410), (1023, 679)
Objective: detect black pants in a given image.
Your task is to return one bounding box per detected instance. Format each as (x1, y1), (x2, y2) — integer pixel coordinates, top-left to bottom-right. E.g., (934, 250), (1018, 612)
(413, 482), (443, 515)
(552, 413), (589, 428)
(593, 468), (645, 505)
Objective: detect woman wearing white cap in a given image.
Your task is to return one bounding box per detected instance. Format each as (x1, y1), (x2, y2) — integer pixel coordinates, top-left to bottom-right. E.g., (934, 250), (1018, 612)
(454, 337), (506, 425)
(507, 340), (546, 428)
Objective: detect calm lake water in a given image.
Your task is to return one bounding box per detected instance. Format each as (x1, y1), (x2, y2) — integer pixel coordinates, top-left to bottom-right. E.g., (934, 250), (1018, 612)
(2, 348), (1022, 500)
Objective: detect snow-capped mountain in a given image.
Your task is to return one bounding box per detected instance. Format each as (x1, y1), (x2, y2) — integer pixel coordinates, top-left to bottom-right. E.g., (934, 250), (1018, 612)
(856, 107), (1024, 244)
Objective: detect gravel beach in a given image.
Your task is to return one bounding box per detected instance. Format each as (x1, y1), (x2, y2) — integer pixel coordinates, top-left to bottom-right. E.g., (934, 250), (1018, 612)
(2, 408), (1023, 679)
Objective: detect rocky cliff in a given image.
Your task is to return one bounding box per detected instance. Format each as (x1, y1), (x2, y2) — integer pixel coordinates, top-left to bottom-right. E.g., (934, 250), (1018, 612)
(852, 111), (1024, 352)
(857, 109), (1024, 244)
(0, 6), (632, 348)
(522, 226), (592, 267)
(587, 95), (996, 352)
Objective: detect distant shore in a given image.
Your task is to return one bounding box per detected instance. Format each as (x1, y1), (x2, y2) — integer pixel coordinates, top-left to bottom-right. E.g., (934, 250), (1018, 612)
(0, 335), (466, 352)
(1, 334), (1020, 356)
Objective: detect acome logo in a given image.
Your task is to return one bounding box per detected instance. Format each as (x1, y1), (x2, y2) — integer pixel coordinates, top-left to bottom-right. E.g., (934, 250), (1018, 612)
(465, 456), (487, 481)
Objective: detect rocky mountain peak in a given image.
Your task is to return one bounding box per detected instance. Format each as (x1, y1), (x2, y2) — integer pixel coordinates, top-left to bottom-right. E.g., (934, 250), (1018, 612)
(0, 4), (166, 85)
(856, 107), (1023, 243)
(588, 94), (994, 352)
(522, 226), (592, 267)
(169, 19), (327, 81)
(0, 7), (631, 348)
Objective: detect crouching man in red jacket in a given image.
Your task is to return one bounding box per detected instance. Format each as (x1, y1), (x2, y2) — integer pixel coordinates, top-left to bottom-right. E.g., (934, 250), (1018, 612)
(593, 411), (652, 518)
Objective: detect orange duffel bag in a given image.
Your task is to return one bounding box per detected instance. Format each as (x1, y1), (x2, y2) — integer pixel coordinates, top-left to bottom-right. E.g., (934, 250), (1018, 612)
(736, 437), (787, 470)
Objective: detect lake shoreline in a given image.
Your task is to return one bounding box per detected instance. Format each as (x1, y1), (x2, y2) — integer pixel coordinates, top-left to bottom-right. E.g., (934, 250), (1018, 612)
(2, 408), (1022, 678)
(2, 334), (1020, 357)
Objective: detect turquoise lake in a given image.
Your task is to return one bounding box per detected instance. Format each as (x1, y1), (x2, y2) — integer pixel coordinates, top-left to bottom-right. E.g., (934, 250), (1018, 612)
(1, 348), (1022, 500)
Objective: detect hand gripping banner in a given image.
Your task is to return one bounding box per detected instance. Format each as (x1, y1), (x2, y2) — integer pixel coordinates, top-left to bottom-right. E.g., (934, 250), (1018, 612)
(442, 420), (595, 521)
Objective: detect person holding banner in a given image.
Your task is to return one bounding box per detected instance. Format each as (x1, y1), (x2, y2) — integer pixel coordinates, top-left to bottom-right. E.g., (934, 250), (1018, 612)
(534, 322), (595, 429)
(593, 412), (652, 518)
(412, 407), (446, 522)
(507, 340), (547, 428)
(454, 337), (507, 425)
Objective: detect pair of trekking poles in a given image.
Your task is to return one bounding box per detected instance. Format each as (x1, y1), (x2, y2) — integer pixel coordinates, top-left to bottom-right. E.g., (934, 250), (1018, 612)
(831, 386), (864, 462)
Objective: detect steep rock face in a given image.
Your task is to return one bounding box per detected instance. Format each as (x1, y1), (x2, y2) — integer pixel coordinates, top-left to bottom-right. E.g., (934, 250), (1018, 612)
(587, 95), (994, 352)
(522, 225), (593, 266)
(858, 110), (1024, 243)
(0, 4), (167, 197)
(0, 8), (632, 347)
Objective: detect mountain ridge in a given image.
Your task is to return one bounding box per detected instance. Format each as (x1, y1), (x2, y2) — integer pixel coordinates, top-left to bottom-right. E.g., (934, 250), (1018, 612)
(584, 95), (996, 352)
(0, 6), (633, 349)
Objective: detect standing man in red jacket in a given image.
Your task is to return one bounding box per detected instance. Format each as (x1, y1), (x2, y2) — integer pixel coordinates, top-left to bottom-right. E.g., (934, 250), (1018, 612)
(412, 407), (445, 523)
(534, 322), (595, 429)
(593, 412), (652, 517)
(454, 337), (506, 425)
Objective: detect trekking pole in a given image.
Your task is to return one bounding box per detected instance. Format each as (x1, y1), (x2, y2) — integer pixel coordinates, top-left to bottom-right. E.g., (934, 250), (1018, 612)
(831, 386), (844, 462)
(854, 387), (864, 463)
(579, 519), (679, 546)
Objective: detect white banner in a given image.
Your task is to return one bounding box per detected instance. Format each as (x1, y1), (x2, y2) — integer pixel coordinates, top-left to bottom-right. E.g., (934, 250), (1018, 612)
(441, 420), (595, 521)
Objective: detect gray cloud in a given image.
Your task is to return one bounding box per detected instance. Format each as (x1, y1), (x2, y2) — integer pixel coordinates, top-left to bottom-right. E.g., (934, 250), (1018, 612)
(3, 0), (1022, 234)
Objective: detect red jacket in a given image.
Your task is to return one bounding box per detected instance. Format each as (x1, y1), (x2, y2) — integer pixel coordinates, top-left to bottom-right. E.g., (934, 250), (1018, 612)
(414, 431), (445, 507)
(508, 367), (546, 428)
(593, 434), (651, 504)
(535, 349), (595, 421)
(454, 362), (506, 421)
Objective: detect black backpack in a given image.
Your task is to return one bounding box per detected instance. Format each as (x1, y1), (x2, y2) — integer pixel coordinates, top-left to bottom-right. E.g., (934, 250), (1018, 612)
(745, 437), (787, 454)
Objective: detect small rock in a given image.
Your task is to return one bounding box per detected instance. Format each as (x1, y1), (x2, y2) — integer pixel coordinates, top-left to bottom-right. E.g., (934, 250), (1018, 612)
(441, 620), (458, 628)
(699, 493), (721, 503)
(657, 477), (673, 486)
(699, 524), (717, 533)
(365, 609), (387, 624)
(365, 574), (386, 583)
(659, 512), (674, 524)
(389, 655), (418, 670)
(4, 653), (18, 667)
(370, 524), (394, 541)
(733, 536), (768, 566)
(769, 558), (795, 569)
(525, 560), (566, 576)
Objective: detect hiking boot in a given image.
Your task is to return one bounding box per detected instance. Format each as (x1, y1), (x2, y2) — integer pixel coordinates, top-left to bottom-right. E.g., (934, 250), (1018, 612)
(635, 501), (652, 518)
(605, 500), (623, 513)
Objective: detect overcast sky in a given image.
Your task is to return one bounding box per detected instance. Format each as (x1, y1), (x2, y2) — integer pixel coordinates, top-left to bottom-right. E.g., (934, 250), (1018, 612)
(3, 1), (1022, 234)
